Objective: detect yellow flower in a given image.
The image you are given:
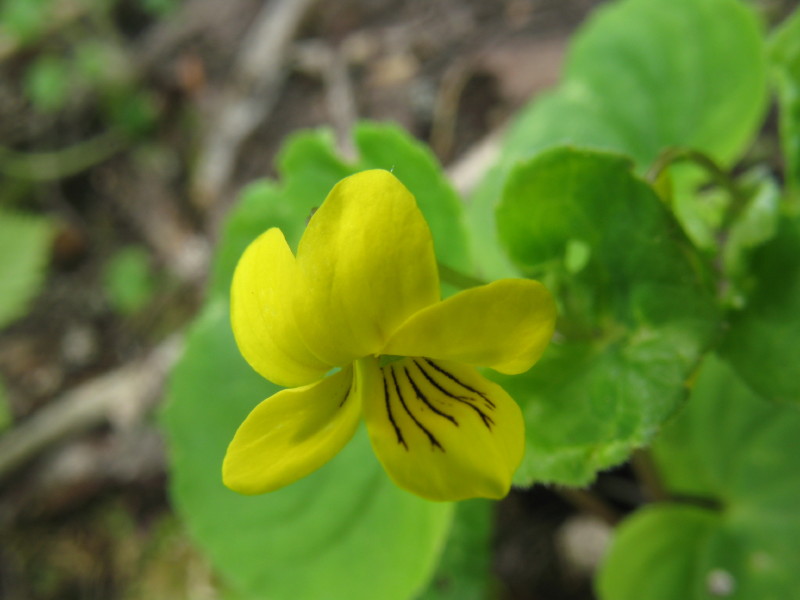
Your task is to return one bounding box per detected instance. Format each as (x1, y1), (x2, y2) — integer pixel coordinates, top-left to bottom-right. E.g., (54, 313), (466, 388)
(223, 170), (556, 501)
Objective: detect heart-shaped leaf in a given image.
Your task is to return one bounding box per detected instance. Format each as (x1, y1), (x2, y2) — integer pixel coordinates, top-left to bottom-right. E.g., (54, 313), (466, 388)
(496, 148), (718, 485)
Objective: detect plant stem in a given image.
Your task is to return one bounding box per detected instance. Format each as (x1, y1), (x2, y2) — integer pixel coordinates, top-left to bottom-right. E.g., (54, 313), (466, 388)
(556, 486), (621, 526)
(0, 131), (127, 181)
(632, 449), (725, 511)
(630, 448), (669, 502)
(646, 147), (748, 231)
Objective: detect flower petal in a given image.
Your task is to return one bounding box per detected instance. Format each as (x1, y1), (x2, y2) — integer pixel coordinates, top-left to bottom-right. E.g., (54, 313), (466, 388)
(223, 367), (360, 495)
(294, 170), (440, 366)
(231, 228), (332, 387)
(359, 356), (524, 501)
(382, 279), (556, 375)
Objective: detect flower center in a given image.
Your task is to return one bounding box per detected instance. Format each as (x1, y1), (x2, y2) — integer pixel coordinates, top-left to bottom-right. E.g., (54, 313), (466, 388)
(378, 357), (496, 453)
(378, 354), (405, 367)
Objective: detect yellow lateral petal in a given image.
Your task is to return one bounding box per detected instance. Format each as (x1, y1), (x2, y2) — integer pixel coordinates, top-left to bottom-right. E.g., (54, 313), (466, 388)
(294, 170), (440, 365)
(231, 228), (332, 387)
(223, 367), (360, 495)
(360, 357), (524, 501)
(382, 279), (556, 375)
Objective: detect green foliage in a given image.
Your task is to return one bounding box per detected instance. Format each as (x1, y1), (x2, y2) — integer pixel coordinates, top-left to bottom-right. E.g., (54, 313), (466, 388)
(138, 0), (178, 17)
(721, 170), (781, 298)
(163, 0), (800, 597)
(598, 356), (800, 599)
(103, 245), (157, 315)
(769, 6), (800, 199)
(720, 216), (800, 403)
(0, 0), (53, 44)
(75, 40), (127, 87)
(467, 0), (767, 277)
(7, 0), (164, 141)
(0, 210), (52, 329)
(599, 505), (719, 600)
(711, 6), (800, 404)
(417, 500), (494, 600)
(104, 89), (159, 137)
(495, 148), (719, 485)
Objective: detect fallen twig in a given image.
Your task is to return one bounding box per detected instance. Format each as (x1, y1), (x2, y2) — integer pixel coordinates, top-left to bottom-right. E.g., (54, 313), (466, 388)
(191, 0), (318, 210)
(294, 40), (359, 160)
(0, 335), (182, 483)
(0, 427), (164, 525)
(96, 162), (211, 284)
(430, 57), (476, 162)
(134, 0), (253, 73)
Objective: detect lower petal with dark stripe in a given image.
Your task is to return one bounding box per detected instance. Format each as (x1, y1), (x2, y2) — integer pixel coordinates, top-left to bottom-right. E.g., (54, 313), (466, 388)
(359, 356), (525, 502)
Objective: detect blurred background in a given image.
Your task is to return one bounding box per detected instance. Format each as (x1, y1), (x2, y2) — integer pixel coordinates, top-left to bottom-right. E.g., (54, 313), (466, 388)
(0, 0), (794, 598)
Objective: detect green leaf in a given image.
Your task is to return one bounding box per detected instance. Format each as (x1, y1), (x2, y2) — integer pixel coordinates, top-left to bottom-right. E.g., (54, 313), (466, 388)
(103, 245), (156, 315)
(721, 169), (781, 305)
(25, 54), (71, 113)
(720, 215), (800, 403)
(138, 0), (178, 17)
(416, 499), (494, 600)
(105, 89), (158, 136)
(597, 505), (720, 600)
(75, 40), (127, 87)
(0, 0), (51, 43)
(468, 0), (767, 278)
(495, 148), (719, 485)
(0, 210), (52, 329)
(769, 7), (800, 199)
(162, 300), (452, 600)
(209, 124), (472, 299)
(599, 356), (800, 599)
(563, 0), (765, 165)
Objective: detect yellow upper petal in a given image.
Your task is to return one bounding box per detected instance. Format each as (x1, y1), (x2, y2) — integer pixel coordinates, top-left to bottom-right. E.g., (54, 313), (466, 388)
(293, 170), (440, 366)
(223, 367), (361, 495)
(359, 356), (524, 501)
(382, 279), (556, 375)
(230, 228), (332, 387)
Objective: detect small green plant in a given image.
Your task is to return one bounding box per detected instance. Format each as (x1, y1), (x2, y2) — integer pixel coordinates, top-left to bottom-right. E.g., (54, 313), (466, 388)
(163, 0), (800, 598)
(103, 245), (157, 316)
(0, 209), (52, 329)
(24, 54), (71, 114)
(0, 209), (52, 435)
(3, 0), (162, 142)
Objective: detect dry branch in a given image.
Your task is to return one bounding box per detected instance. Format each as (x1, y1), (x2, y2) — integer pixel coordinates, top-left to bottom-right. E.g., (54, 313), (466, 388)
(0, 427), (165, 525)
(192, 0), (318, 209)
(0, 336), (182, 482)
(294, 41), (359, 159)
